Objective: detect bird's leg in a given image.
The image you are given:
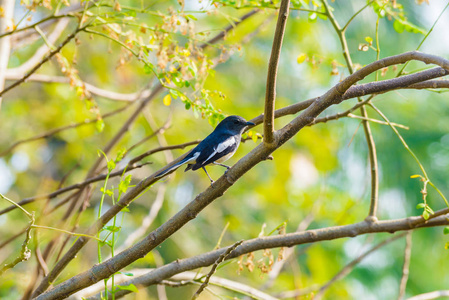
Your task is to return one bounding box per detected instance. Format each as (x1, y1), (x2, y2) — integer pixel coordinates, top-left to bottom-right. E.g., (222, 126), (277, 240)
(213, 162), (231, 174)
(202, 167), (214, 184)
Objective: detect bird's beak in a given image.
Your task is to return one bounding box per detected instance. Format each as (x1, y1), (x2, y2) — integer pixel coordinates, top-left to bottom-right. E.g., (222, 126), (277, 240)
(246, 121), (255, 126)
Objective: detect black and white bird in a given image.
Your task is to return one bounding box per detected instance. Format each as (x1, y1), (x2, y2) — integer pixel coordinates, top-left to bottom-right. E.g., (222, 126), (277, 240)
(154, 115), (255, 183)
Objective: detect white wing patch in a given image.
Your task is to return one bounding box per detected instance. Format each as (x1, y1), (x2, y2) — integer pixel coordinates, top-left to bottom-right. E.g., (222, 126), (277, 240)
(190, 151), (200, 162)
(204, 136), (235, 163)
(217, 136), (235, 153)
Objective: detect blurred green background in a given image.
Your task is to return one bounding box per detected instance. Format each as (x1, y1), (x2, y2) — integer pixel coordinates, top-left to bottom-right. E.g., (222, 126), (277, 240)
(0, 0), (448, 299)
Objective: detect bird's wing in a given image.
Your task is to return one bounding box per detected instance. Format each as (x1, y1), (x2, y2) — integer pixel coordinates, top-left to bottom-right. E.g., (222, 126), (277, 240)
(191, 135), (237, 170)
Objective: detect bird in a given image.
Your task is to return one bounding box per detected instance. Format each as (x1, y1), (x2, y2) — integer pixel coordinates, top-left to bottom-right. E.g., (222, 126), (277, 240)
(154, 115), (255, 183)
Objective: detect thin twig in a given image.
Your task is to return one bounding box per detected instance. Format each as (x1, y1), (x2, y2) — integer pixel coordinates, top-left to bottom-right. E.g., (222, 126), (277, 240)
(407, 290), (449, 300)
(4, 73), (151, 101)
(369, 102), (449, 208)
(341, 0), (374, 32)
(398, 231), (413, 300)
(191, 240), (244, 300)
(0, 194), (35, 275)
(322, 0), (379, 218)
(314, 232), (408, 299)
(0, 24), (88, 97)
(0, 103), (133, 157)
(0, 163), (149, 216)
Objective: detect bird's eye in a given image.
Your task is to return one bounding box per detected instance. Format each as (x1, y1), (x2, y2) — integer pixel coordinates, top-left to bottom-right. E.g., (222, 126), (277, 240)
(233, 120), (239, 124)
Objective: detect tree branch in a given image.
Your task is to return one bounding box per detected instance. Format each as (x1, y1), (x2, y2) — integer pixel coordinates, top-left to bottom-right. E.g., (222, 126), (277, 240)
(4, 73), (152, 101)
(398, 231), (412, 300)
(6, 18), (69, 75)
(264, 0), (290, 145)
(0, 24), (87, 97)
(0, 103), (133, 157)
(0, 162), (149, 216)
(322, 0), (379, 219)
(192, 240), (243, 299)
(91, 211), (448, 299)
(0, 0), (15, 109)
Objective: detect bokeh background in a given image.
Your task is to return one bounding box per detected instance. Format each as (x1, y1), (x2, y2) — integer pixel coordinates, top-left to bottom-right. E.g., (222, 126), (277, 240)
(0, 0), (448, 299)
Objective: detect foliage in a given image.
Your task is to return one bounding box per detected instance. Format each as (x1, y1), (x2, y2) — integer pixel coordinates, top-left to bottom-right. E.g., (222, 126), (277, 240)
(0, 0), (448, 299)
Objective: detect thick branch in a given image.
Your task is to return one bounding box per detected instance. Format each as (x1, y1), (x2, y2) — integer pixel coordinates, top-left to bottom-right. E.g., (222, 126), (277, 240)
(249, 67), (449, 128)
(263, 0), (290, 145)
(96, 211), (447, 299)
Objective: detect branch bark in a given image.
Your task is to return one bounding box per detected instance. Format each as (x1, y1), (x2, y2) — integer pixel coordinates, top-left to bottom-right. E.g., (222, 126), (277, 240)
(263, 0), (290, 145)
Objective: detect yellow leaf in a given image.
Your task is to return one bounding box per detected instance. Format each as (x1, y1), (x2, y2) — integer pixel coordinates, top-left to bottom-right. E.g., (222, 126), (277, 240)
(252, 132), (258, 143)
(410, 174), (421, 178)
(297, 53), (307, 64)
(163, 94), (172, 106)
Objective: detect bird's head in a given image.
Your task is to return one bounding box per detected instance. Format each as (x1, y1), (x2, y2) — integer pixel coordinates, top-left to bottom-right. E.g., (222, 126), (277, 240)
(215, 115), (255, 134)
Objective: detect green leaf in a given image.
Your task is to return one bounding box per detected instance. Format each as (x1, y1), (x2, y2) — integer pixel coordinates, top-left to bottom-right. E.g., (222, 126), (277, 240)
(100, 187), (114, 196)
(185, 14), (197, 21)
(96, 119), (105, 133)
(308, 12), (317, 22)
(119, 175), (132, 194)
(393, 19), (405, 33)
(115, 148), (127, 163)
(104, 225), (121, 232)
(443, 227), (449, 235)
(121, 206), (130, 213)
(422, 210), (430, 220)
(416, 203), (426, 209)
(115, 284), (138, 293)
(169, 89), (179, 99)
(143, 63), (155, 74)
(365, 36), (373, 44)
(107, 160), (116, 172)
(99, 240), (112, 247)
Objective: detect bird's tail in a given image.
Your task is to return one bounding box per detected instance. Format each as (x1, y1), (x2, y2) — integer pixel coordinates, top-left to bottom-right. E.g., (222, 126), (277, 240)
(153, 155), (196, 178)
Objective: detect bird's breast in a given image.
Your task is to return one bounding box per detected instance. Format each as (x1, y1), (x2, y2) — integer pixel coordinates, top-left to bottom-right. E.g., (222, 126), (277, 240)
(215, 149), (236, 163)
